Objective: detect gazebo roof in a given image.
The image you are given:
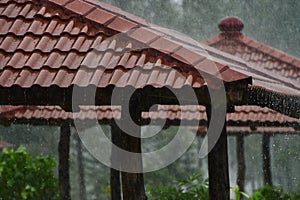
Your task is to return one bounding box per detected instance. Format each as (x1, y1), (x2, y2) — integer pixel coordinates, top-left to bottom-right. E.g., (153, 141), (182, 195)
(0, 4), (299, 130)
(0, 0), (253, 108)
(204, 16), (300, 92)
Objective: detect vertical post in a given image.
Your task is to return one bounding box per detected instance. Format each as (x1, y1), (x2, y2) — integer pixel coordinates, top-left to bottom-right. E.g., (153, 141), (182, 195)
(110, 121), (122, 200)
(236, 134), (246, 194)
(76, 134), (87, 200)
(120, 91), (147, 200)
(206, 105), (230, 200)
(262, 134), (272, 185)
(59, 123), (71, 200)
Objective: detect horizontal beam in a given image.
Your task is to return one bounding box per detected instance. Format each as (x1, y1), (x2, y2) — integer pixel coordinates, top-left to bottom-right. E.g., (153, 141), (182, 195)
(0, 84), (247, 108)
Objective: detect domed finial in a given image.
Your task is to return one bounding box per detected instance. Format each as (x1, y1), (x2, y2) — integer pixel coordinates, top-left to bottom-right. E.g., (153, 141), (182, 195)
(218, 16), (244, 38)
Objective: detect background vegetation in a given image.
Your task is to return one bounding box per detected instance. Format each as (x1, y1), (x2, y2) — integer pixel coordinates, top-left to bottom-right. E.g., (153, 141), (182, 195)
(0, 146), (58, 200)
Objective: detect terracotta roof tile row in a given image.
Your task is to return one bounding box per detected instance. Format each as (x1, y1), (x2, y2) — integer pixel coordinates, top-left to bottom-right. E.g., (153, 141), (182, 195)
(204, 33), (300, 84)
(1, 105), (299, 128)
(0, 66), (208, 88)
(147, 105), (300, 125)
(0, 140), (13, 148)
(0, 105), (120, 120)
(0, 0), (252, 92)
(195, 126), (300, 134)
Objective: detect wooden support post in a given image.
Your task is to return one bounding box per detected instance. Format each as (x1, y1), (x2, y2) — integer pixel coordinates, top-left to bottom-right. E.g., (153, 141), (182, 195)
(76, 134), (87, 200)
(262, 135), (272, 185)
(236, 135), (246, 195)
(59, 123), (71, 200)
(120, 94), (147, 200)
(110, 121), (122, 200)
(206, 105), (230, 200)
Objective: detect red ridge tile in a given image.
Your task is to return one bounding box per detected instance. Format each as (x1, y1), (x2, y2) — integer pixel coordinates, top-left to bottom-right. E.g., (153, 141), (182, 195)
(107, 17), (139, 33)
(247, 40), (262, 49)
(65, 0), (94, 16)
(195, 59), (225, 76)
(171, 47), (205, 65)
(47, 0), (72, 6)
(150, 37), (181, 55)
(129, 27), (159, 44)
(258, 44), (273, 54)
(86, 8), (116, 25)
(292, 59), (300, 68)
(280, 55), (294, 64)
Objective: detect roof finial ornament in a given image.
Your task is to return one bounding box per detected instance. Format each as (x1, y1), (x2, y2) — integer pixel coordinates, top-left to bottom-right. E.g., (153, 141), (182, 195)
(218, 16), (244, 39)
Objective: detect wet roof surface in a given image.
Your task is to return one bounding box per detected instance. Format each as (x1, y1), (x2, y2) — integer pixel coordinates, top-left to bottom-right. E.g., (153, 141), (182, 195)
(1, 105), (299, 132)
(0, 140), (13, 148)
(0, 3), (299, 131)
(0, 0), (251, 90)
(204, 17), (300, 95)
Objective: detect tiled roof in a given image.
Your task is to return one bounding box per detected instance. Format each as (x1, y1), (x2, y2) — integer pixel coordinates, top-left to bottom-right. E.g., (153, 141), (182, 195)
(1, 105), (299, 131)
(195, 126), (300, 135)
(0, 105), (120, 120)
(200, 17), (300, 130)
(0, 0), (252, 91)
(147, 105), (300, 126)
(0, 140), (13, 148)
(204, 16), (300, 85)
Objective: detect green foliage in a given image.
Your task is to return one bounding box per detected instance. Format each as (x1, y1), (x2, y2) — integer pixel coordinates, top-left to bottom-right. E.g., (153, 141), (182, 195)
(231, 185), (250, 200)
(0, 146), (58, 200)
(249, 184), (300, 200)
(146, 174), (209, 200)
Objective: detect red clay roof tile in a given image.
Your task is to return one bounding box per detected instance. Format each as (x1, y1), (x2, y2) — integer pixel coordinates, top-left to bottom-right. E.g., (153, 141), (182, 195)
(1, 105), (299, 132)
(171, 47), (206, 65)
(85, 8), (116, 25)
(65, 0), (94, 16)
(195, 59), (226, 76)
(3, 3), (23, 18)
(0, 0), (252, 94)
(149, 37), (181, 55)
(129, 28), (160, 44)
(47, 0), (71, 6)
(107, 17), (139, 33)
(0, 35), (20, 52)
(36, 35), (57, 52)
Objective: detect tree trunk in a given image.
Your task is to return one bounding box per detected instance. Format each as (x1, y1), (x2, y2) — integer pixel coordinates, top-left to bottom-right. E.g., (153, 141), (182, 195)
(110, 121), (122, 200)
(76, 134), (87, 200)
(206, 105), (230, 200)
(119, 94), (147, 200)
(59, 123), (71, 200)
(236, 135), (246, 196)
(262, 135), (272, 185)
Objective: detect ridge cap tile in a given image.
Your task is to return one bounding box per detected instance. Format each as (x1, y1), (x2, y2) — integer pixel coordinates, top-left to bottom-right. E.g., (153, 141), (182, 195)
(107, 17), (139, 33)
(65, 0), (94, 16)
(46, 0), (71, 6)
(149, 37), (181, 55)
(85, 7), (116, 25)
